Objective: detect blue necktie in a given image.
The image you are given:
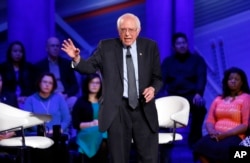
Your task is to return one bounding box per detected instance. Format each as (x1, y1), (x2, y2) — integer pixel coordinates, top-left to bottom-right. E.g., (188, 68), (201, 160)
(126, 46), (138, 109)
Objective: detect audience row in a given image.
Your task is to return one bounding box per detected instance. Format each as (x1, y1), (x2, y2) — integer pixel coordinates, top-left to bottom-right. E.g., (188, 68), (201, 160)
(0, 37), (79, 109)
(1, 33), (250, 163)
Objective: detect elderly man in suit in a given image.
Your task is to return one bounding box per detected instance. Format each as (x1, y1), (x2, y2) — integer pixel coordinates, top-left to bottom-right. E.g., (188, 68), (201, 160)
(62, 13), (163, 163)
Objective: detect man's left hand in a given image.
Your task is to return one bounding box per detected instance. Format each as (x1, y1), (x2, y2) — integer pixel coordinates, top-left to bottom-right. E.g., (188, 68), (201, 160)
(143, 87), (155, 103)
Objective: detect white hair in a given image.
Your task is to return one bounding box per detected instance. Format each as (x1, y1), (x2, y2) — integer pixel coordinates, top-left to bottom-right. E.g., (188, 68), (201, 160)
(117, 13), (141, 30)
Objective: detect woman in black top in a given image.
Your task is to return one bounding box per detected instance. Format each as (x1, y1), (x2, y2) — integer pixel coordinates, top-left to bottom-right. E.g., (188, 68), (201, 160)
(72, 73), (108, 163)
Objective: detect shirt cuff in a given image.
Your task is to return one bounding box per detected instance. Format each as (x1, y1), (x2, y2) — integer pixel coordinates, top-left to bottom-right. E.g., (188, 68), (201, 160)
(71, 61), (78, 68)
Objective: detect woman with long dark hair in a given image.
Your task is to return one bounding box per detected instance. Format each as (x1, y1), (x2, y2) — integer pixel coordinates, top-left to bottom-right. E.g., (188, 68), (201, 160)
(72, 73), (108, 163)
(0, 41), (35, 107)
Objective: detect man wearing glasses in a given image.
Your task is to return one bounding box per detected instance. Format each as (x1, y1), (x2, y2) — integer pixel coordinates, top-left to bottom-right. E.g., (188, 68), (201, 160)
(62, 13), (162, 163)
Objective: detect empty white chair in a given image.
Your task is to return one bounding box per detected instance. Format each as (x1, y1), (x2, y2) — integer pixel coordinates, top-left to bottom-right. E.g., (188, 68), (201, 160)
(0, 102), (54, 163)
(156, 96), (190, 144)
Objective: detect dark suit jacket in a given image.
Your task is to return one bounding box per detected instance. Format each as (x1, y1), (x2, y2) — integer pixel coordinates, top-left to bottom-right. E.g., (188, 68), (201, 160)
(75, 38), (163, 132)
(35, 56), (79, 96)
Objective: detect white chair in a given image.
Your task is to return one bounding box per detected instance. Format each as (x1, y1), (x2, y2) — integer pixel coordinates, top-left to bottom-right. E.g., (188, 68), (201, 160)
(0, 102), (54, 163)
(156, 96), (190, 144)
(156, 96), (190, 163)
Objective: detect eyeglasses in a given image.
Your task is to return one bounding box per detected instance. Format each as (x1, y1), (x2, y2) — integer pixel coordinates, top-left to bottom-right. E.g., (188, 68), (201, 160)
(119, 28), (137, 34)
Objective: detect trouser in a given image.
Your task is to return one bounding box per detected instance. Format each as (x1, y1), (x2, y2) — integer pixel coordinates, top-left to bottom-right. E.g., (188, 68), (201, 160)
(188, 103), (207, 148)
(107, 98), (158, 163)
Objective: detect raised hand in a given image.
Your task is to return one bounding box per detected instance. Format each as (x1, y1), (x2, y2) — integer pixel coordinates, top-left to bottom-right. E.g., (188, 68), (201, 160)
(61, 38), (81, 63)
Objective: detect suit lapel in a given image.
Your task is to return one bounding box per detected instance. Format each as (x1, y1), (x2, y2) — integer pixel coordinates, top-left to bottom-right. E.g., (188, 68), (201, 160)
(115, 41), (124, 82)
(137, 39), (144, 94)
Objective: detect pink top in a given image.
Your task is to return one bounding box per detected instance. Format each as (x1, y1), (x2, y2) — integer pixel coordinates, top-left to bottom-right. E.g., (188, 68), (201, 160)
(206, 93), (250, 139)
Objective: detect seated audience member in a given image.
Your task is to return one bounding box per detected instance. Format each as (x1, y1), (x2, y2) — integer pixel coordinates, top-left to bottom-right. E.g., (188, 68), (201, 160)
(193, 67), (250, 163)
(0, 72), (18, 107)
(160, 32), (207, 148)
(23, 72), (71, 135)
(0, 72), (18, 139)
(72, 73), (108, 163)
(35, 37), (79, 109)
(0, 72), (19, 161)
(0, 131), (16, 163)
(0, 97), (16, 138)
(0, 41), (35, 107)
